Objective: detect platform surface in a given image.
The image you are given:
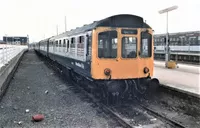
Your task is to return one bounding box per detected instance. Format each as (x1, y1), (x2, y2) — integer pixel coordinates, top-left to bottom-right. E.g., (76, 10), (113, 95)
(154, 60), (200, 74)
(154, 61), (200, 95)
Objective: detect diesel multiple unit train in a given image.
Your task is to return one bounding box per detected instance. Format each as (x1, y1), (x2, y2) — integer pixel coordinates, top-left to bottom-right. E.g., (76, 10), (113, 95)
(34, 14), (159, 102)
(154, 31), (200, 63)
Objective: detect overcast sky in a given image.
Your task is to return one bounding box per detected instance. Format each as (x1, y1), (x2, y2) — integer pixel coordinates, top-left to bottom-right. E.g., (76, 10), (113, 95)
(0, 0), (199, 42)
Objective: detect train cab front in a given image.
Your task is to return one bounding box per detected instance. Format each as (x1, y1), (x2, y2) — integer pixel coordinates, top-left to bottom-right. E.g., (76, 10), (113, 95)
(91, 27), (160, 97)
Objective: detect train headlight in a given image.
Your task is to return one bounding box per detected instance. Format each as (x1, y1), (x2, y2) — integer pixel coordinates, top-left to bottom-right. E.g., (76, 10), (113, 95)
(104, 68), (111, 76)
(144, 67), (149, 74)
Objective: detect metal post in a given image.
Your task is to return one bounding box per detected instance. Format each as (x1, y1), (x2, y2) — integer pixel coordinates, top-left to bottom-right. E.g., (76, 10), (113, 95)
(166, 12), (168, 35)
(57, 25), (58, 35)
(65, 16), (67, 32)
(5, 35), (7, 64)
(165, 12), (170, 66)
(2, 45), (5, 64)
(159, 5), (178, 68)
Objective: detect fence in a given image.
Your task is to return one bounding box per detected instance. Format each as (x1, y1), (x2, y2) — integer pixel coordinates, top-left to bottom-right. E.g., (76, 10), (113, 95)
(0, 44), (28, 69)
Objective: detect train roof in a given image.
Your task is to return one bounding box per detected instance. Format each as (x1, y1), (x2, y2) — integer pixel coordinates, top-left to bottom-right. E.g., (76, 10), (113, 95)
(39, 36), (54, 43)
(52, 14), (151, 39)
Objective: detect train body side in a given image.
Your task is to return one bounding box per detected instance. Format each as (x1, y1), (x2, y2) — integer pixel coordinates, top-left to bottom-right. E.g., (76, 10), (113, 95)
(36, 32), (93, 79)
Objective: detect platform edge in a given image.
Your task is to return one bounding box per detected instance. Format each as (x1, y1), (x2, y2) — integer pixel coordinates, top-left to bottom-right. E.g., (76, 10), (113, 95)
(160, 83), (200, 99)
(0, 49), (28, 101)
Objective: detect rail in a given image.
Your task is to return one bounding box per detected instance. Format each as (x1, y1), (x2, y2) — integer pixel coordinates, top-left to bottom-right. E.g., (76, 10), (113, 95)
(0, 44), (28, 69)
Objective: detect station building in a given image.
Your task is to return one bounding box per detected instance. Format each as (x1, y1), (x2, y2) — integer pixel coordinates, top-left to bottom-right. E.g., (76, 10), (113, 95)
(2, 36), (29, 45)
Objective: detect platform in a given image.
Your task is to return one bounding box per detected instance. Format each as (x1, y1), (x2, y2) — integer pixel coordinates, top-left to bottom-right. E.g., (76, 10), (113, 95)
(0, 45), (28, 69)
(154, 61), (200, 95)
(154, 60), (200, 74)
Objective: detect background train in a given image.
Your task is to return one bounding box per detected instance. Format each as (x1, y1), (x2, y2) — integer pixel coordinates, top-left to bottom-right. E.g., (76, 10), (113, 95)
(34, 14), (159, 103)
(154, 31), (200, 64)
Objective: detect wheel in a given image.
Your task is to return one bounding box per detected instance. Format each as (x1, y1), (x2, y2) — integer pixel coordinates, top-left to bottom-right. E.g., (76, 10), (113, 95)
(98, 83), (120, 105)
(130, 79), (149, 100)
(99, 84), (108, 104)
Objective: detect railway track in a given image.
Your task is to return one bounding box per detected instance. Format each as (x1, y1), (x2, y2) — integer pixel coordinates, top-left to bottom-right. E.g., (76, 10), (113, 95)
(72, 85), (188, 128)
(74, 81), (187, 128)
(138, 103), (186, 128)
(74, 85), (134, 128)
(39, 54), (190, 128)
(139, 84), (200, 128)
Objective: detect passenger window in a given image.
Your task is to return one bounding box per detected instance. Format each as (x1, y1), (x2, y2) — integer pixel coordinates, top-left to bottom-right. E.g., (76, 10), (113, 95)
(198, 36), (200, 44)
(80, 36), (84, 43)
(87, 35), (92, 59)
(63, 39), (66, 47)
(140, 32), (152, 58)
(65, 39), (69, 52)
(98, 30), (117, 58)
(56, 41), (58, 47)
(70, 38), (75, 48)
(59, 40), (61, 47)
(67, 40), (70, 50)
(88, 36), (92, 47)
(78, 36), (84, 48)
(121, 37), (137, 58)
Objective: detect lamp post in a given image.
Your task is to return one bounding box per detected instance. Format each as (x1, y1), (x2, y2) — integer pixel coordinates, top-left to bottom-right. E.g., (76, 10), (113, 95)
(159, 5), (178, 67)
(56, 25), (58, 35)
(65, 16), (67, 32)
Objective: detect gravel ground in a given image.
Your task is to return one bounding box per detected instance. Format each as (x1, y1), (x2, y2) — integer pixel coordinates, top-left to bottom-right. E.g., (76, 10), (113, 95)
(111, 104), (170, 128)
(0, 50), (121, 128)
(142, 86), (200, 128)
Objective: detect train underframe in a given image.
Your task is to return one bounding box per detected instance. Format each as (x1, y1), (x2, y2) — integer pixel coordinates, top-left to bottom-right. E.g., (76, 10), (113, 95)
(70, 70), (160, 104)
(36, 51), (160, 104)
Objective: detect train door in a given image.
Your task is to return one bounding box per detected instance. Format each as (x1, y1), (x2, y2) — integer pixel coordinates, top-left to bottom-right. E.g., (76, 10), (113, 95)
(66, 39), (70, 53)
(138, 29), (154, 78)
(85, 31), (92, 62)
(120, 30), (139, 78)
(47, 39), (49, 57)
(39, 42), (40, 52)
